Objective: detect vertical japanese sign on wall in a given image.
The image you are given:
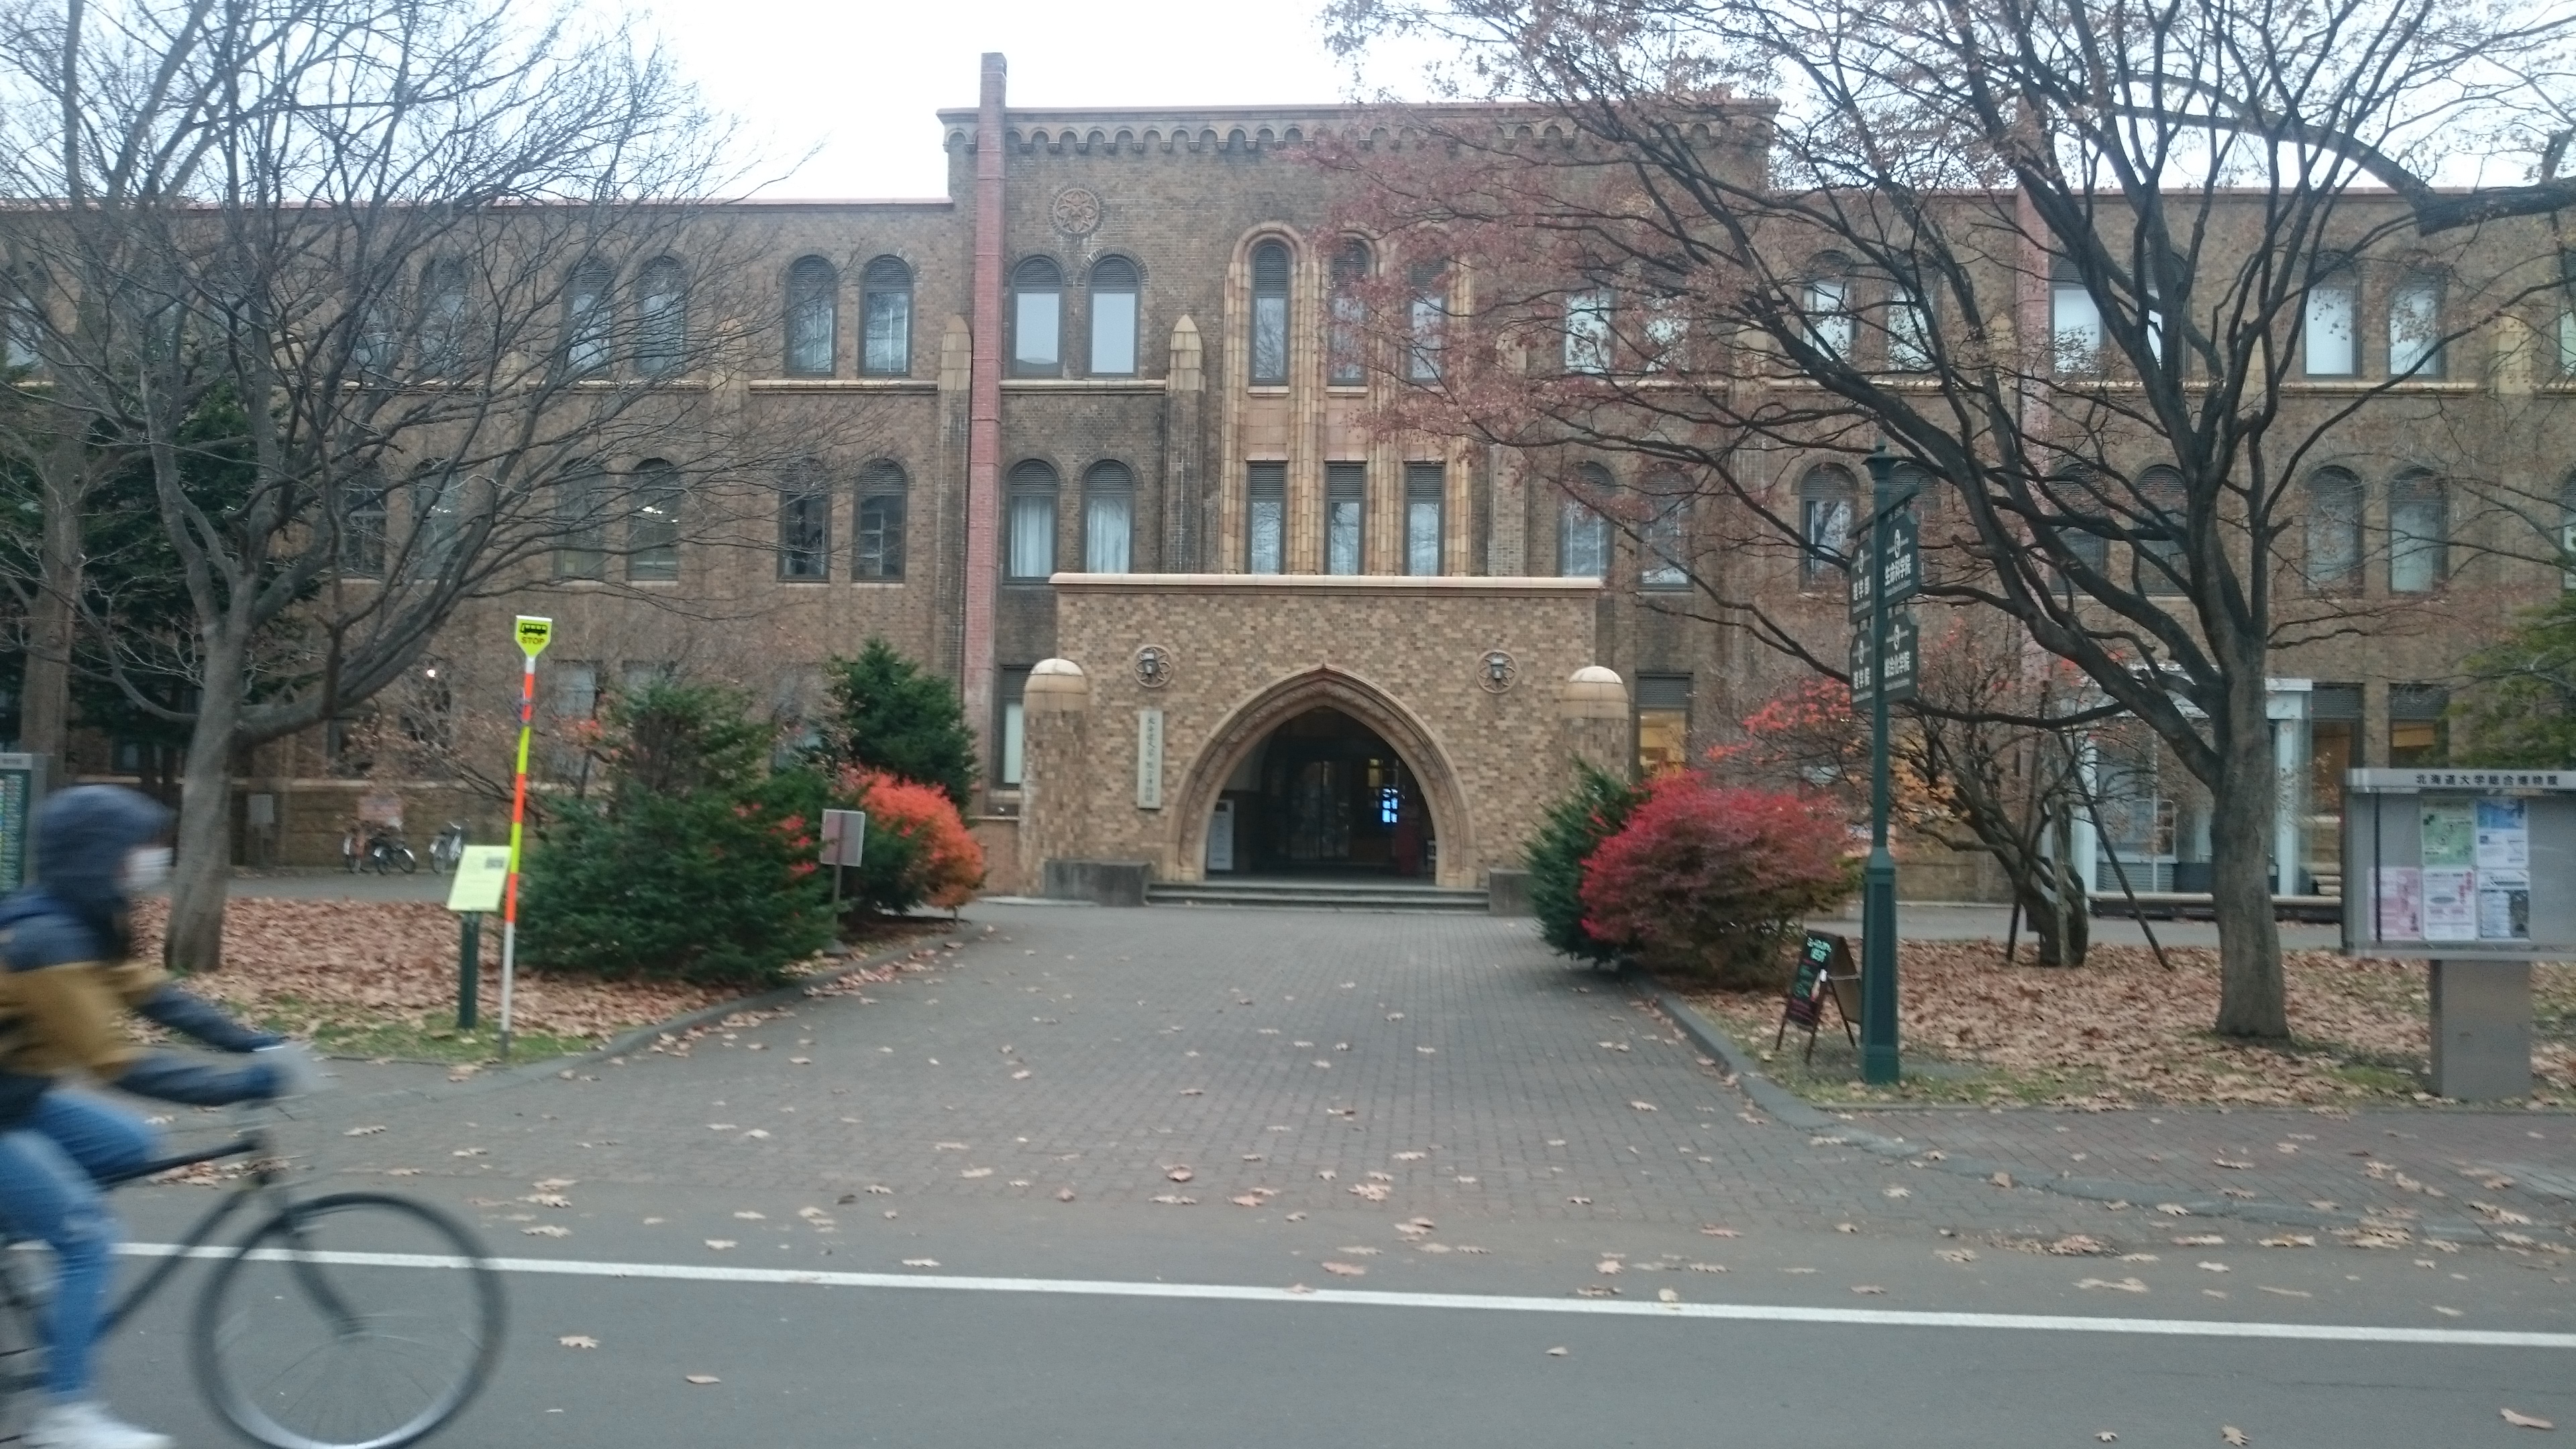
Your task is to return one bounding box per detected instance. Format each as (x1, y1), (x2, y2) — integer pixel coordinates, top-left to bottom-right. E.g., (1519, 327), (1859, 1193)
(1135, 708), (1165, 810)
(0, 753), (45, 894)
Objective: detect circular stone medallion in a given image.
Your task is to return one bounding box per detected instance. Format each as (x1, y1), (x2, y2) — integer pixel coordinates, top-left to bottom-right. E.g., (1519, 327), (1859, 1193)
(1052, 187), (1103, 237)
(1478, 649), (1519, 694)
(1132, 644), (1175, 690)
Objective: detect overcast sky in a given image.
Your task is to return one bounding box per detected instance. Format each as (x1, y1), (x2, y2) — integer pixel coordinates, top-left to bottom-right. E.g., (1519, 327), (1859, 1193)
(618, 0), (1431, 200)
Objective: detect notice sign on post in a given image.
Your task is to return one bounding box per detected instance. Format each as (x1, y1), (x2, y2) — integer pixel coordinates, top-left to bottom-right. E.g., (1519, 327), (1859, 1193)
(0, 753), (45, 894)
(443, 845), (513, 914)
(2345, 769), (2575, 959)
(819, 809), (867, 867)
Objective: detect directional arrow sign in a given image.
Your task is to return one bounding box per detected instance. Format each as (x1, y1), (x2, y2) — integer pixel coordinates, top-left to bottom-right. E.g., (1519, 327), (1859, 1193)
(1847, 511), (1921, 624)
(1849, 607), (1920, 707)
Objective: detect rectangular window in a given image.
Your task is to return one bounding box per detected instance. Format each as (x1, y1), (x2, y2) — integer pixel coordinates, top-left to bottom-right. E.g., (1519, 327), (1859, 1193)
(855, 492), (905, 579)
(1014, 291), (1059, 370)
(1403, 463), (1444, 576)
(1886, 294), (1932, 372)
(778, 486), (829, 580)
(2390, 281), (2443, 377)
(1565, 289), (1613, 374)
(1008, 492), (1055, 579)
(2051, 282), (2101, 373)
(1246, 463), (1285, 574)
(1091, 290), (1138, 376)
(1560, 499), (1607, 579)
(2305, 683), (2362, 883)
(1252, 292), (1288, 384)
(1636, 674), (1691, 775)
(1326, 463), (1364, 575)
(1084, 490), (1132, 573)
(1408, 279), (1444, 382)
(998, 667), (1030, 787)
(1643, 294), (1688, 372)
(2390, 479), (2446, 593)
(2389, 684), (2448, 765)
(2561, 307), (2576, 378)
(2304, 284), (2357, 376)
(546, 660), (601, 781)
(628, 467), (680, 581)
(864, 290), (911, 375)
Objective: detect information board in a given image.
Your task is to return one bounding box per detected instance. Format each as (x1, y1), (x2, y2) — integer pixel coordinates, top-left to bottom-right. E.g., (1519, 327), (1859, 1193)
(2343, 769), (2576, 960)
(0, 753), (44, 894)
(443, 845), (513, 914)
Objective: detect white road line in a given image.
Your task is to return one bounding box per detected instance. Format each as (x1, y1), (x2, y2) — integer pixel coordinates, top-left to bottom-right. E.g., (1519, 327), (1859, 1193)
(111, 1242), (2576, 1348)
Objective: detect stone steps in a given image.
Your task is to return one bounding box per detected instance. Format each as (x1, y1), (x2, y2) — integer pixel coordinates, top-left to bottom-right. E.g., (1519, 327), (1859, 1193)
(1146, 877), (1491, 912)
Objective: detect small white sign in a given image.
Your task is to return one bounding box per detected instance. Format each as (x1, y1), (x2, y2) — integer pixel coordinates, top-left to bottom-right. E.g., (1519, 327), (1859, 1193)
(1136, 708), (1165, 810)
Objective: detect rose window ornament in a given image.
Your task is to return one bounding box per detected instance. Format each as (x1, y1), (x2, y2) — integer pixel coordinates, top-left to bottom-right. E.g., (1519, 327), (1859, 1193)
(1132, 644), (1174, 690)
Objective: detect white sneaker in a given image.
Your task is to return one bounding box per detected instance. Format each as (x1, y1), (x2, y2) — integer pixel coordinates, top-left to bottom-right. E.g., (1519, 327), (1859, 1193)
(25, 1401), (174, 1449)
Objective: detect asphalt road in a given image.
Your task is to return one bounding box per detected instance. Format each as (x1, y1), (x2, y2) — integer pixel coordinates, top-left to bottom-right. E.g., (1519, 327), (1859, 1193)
(64, 902), (2573, 1446)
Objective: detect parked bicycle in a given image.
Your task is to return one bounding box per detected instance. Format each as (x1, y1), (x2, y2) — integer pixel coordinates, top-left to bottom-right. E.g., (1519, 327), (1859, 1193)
(0, 1106), (505, 1448)
(427, 822), (467, 875)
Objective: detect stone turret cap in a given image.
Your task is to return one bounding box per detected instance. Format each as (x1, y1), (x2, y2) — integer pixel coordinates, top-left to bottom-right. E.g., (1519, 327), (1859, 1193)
(1023, 657), (1089, 712)
(1559, 665), (1627, 720)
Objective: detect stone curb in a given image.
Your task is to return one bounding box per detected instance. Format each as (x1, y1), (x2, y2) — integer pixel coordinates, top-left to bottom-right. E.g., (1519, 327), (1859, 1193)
(1644, 983), (2495, 1244)
(318, 925), (973, 1120)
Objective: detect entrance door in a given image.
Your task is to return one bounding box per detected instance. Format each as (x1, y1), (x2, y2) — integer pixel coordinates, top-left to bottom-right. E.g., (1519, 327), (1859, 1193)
(1205, 799), (1236, 873)
(1238, 706), (1432, 875)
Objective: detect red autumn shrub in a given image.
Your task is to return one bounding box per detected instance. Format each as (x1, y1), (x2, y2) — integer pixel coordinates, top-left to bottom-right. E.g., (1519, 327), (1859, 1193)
(841, 767), (985, 910)
(1578, 773), (1857, 986)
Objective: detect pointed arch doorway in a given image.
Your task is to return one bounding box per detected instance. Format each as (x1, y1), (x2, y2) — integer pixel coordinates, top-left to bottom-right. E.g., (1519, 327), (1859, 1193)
(1173, 667), (1475, 888)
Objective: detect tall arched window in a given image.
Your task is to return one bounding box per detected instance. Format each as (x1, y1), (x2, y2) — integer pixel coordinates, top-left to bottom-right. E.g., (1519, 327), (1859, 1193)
(1641, 474), (1689, 589)
(1407, 260), (1447, 382)
(2135, 467), (2188, 596)
(635, 257), (687, 378)
(554, 458), (606, 579)
(2390, 470), (2447, 592)
(1012, 258), (1062, 374)
(2559, 470), (2576, 590)
(564, 258), (613, 376)
(1249, 241), (1291, 384)
(1089, 257), (1139, 376)
(1565, 286), (1613, 374)
(2557, 250), (2576, 379)
(777, 459), (830, 579)
(627, 459), (680, 581)
(2045, 471), (2112, 576)
(855, 461), (906, 579)
(1560, 465), (1611, 579)
(1803, 261), (1854, 360)
(3, 271), (40, 371)
(1083, 461), (1134, 572)
(1885, 282), (1933, 372)
(2390, 274), (2445, 378)
(2306, 467), (2364, 588)
(1798, 465), (1856, 586)
(861, 256), (912, 375)
(786, 256), (837, 376)
(418, 258), (468, 374)
(1328, 240), (1371, 384)
(1007, 460), (1059, 578)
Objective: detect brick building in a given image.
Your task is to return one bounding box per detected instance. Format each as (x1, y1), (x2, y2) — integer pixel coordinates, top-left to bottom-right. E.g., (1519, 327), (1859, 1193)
(135, 52), (2575, 904)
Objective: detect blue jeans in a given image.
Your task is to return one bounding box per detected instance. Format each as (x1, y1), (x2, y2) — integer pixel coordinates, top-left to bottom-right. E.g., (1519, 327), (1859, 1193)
(0, 1091), (157, 1399)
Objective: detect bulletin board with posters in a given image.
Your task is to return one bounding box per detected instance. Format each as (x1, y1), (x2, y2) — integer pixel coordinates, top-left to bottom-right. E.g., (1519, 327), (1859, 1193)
(2343, 768), (2576, 960)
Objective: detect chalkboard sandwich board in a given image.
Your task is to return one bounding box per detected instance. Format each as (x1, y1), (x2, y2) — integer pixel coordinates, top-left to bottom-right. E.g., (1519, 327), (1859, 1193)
(1778, 932), (1862, 1062)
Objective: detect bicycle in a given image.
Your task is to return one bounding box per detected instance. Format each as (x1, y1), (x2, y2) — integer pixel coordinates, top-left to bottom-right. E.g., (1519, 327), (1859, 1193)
(426, 823), (466, 876)
(360, 828), (415, 876)
(0, 1108), (504, 1449)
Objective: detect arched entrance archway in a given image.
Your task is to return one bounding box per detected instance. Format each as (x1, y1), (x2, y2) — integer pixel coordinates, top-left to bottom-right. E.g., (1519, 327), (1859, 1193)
(1171, 668), (1476, 888)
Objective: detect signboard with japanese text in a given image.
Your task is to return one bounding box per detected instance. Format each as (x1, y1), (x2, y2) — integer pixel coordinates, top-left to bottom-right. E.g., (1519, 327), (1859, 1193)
(1847, 511), (1921, 623)
(2345, 770), (2575, 959)
(0, 753), (44, 894)
(1848, 608), (1919, 706)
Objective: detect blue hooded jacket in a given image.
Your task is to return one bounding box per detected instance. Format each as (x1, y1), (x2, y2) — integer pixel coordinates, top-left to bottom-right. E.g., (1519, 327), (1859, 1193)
(0, 786), (282, 1127)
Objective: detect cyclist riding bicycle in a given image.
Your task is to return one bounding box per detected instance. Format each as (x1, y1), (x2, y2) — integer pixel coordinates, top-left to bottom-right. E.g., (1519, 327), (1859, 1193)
(0, 787), (316, 1449)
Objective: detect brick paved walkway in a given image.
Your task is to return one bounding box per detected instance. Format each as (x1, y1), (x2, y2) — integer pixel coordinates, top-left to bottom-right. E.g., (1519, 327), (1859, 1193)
(300, 902), (2574, 1259)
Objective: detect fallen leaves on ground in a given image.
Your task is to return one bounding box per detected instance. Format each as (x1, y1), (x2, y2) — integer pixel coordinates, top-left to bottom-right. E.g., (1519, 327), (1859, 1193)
(1322, 1262), (1366, 1277)
(2501, 1409), (2555, 1430)
(684, 1375), (718, 1386)
(1685, 943), (2575, 1104)
(2222, 1428), (2250, 1446)
(557, 1336), (597, 1349)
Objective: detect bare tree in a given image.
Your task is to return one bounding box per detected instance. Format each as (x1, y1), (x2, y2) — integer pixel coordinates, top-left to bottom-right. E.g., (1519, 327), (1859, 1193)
(1322, 0), (2576, 1036)
(0, 0), (850, 969)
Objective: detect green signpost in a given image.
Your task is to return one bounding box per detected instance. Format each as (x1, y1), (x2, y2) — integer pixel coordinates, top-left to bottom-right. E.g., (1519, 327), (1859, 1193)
(444, 845), (513, 1030)
(1850, 447), (1919, 1086)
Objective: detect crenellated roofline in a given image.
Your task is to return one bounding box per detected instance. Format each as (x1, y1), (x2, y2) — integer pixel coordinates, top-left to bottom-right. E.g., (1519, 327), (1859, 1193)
(934, 99), (1776, 158)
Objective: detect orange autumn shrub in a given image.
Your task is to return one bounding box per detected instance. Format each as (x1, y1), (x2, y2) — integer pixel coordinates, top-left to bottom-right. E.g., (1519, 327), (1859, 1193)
(839, 767), (985, 910)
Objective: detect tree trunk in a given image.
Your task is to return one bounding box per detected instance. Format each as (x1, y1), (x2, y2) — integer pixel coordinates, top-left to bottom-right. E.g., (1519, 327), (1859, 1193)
(163, 636), (245, 975)
(2019, 845), (2090, 967)
(2208, 708), (2287, 1038)
(16, 443), (87, 759)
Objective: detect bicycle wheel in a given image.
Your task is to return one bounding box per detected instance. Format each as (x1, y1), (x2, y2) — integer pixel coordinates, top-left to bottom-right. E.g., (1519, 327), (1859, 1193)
(193, 1193), (504, 1449)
